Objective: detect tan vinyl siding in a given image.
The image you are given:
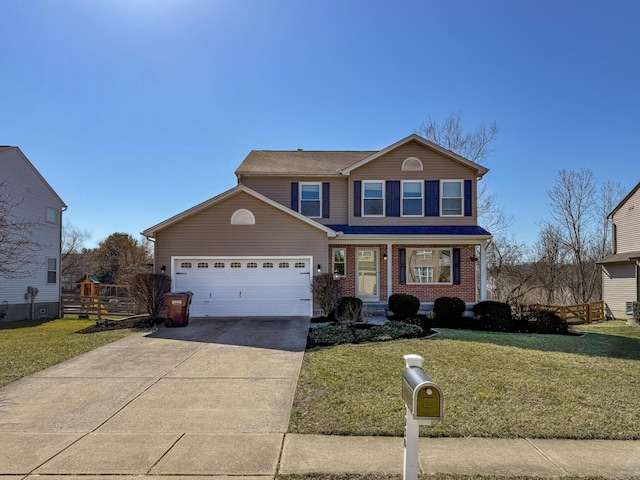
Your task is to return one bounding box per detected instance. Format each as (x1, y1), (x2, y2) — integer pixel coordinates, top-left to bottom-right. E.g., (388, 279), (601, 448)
(612, 187), (640, 252)
(602, 263), (638, 319)
(154, 191), (329, 276)
(241, 176), (349, 225)
(348, 141), (479, 226)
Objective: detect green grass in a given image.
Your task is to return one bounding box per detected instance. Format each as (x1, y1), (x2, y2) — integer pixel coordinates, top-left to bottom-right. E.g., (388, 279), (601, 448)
(0, 318), (134, 388)
(290, 321), (640, 439)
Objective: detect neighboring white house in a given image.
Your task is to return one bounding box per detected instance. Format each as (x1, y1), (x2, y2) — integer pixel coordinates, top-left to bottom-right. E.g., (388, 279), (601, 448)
(598, 181), (640, 320)
(0, 147), (66, 321)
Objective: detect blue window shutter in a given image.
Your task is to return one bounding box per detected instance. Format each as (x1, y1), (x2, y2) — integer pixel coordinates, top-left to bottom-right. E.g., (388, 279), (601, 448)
(464, 180), (472, 216)
(322, 182), (330, 218)
(291, 182), (299, 211)
(399, 248), (406, 285)
(453, 248), (461, 285)
(425, 180), (439, 216)
(386, 181), (400, 217)
(354, 180), (362, 217)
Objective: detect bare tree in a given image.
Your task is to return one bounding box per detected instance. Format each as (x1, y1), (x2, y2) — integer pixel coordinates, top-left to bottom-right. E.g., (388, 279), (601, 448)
(0, 181), (47, 279)
(545, 169), (624, 303)
(61, 222), (91, 281)
(93, 233), (152, 285)
(533, 223), (569, 304)
(417, 111), (499, 164)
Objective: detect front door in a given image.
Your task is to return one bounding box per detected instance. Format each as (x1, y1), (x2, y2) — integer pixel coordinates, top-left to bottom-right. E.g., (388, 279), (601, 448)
(356, 248), (379, 301)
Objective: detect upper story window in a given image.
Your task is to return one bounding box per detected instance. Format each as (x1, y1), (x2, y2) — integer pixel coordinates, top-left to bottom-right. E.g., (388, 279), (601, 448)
(402, 181), (423, 216)
(300, 183), (321, 217)
(45, 206), (59, 224)
(441, 180), (463, 216)
(363, 181), (384, 216)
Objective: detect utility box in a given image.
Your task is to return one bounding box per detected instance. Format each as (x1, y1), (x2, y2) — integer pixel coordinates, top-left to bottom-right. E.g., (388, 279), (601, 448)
(164, 291), (193, 327)
(402, 360), (443, 421)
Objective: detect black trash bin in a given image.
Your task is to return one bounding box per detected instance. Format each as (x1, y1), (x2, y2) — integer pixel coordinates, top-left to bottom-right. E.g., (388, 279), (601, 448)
(164, 291), (193, 327)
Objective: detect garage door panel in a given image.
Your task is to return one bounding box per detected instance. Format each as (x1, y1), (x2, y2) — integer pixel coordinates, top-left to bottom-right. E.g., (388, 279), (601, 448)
(173, 258), (311, 317)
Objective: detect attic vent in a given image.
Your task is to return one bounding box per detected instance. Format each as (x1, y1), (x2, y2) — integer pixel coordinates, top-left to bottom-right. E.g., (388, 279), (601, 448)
(402, 157), (423, 171)
(231, 209), (256, 225)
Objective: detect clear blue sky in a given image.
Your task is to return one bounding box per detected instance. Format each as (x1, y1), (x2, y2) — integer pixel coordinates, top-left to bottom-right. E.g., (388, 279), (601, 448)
(2, 0), (639, 248)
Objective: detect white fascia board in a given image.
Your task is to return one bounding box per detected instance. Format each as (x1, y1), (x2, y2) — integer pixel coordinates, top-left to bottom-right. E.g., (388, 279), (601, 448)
(142, 185), (337, 238)
(340, 134), (489, 177)
(329, 235), (492, 245)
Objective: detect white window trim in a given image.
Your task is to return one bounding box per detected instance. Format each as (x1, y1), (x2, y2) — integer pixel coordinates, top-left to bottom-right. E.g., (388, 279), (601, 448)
(332, 248), (346, 278)
(362, 180), (385, 217)
(440, 180), (464, 217)
(401, 180), (424, 217)
(231, 208), (256, 225)
(45, 206), (59, 224)
(406, 247), (453, 285)
(299, 182), (322, 218)
(46, 257), (57, 284)
(401, 156), (423, 171)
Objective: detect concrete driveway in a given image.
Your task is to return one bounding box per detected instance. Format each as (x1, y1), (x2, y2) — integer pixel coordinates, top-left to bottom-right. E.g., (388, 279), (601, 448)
(0, 316), (309, 477)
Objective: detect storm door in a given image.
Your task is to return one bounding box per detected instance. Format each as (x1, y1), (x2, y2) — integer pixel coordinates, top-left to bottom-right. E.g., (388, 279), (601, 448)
(356, 248), (379, 301)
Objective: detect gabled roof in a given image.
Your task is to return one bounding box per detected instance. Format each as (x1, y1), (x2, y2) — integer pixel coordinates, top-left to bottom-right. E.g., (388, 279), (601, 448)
(608, 181), (640, 219)
(0, 146), (67, 208)
(234, 134), (489, 178)
(235, 150), (375, 176)
(339, 134), (489, 177)
(141, 185), (338, 238)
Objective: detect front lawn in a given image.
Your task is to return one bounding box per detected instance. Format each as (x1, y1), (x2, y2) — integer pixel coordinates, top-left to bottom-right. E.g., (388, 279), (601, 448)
(289, 321), (640, 439)
(0, 318), (134, 388)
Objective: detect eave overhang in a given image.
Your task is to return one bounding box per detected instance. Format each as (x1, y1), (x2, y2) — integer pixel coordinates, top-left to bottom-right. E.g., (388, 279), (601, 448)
(142, 185), (338, 239)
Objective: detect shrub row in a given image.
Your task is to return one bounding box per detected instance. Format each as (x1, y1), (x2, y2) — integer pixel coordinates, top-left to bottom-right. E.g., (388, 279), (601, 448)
(388, 293), (571, 335)
(307, 322), (424, 347)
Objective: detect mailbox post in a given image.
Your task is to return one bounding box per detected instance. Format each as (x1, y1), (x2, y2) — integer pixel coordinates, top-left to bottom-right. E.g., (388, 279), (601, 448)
(402, 354), (443, 480)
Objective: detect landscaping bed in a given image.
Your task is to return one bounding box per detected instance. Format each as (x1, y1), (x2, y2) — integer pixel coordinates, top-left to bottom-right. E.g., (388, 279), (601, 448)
(76, 315), (164, 334)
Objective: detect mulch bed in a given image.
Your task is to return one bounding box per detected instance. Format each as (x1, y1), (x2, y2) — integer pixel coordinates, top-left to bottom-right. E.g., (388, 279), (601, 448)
(76, 316), (165, 334)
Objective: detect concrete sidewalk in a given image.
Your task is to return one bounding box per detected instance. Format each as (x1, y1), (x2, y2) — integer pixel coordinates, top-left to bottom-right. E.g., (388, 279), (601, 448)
(1, 316), (639, 479)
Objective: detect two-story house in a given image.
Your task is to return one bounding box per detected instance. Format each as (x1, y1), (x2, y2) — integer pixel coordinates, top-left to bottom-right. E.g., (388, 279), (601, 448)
(0, 147), (66, 321)
(142, 134), (492, 317)
(598, 181), (640, 320)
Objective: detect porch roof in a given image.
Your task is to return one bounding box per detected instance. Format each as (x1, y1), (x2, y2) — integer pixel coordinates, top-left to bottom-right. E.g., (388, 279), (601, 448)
(327, 225), (491, 236)
(597, 250), (640, 264)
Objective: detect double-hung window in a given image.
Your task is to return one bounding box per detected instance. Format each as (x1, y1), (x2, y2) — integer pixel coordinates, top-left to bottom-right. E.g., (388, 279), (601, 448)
(441, 180), (463, 216)
(300, 183), (321, 217)
(363, 181), (384, 216)
(333, 248), (346, 277)
(402, 181), (423, 216)
(47, 258), (57, 284)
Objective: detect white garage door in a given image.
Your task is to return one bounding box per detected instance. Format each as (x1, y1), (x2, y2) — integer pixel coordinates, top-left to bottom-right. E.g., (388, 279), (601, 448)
(172, 257), (312, 317)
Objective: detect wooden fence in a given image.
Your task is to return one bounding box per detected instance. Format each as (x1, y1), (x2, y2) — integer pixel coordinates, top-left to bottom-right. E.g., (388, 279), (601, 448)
(62, 295), (137, 319)
(523, 300), (605, 324)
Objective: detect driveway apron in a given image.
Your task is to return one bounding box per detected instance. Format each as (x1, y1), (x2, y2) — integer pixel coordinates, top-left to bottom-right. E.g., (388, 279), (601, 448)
(0, 316), (310, 477)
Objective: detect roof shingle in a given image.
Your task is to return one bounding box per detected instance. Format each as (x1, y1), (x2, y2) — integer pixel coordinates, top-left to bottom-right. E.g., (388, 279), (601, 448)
(235, 150), (376, 176)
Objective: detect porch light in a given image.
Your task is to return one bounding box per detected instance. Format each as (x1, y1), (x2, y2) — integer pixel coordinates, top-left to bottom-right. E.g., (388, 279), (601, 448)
(383, 253), (388, 261)
(317, 264), (322, 273)
(160, 265), (166, 273)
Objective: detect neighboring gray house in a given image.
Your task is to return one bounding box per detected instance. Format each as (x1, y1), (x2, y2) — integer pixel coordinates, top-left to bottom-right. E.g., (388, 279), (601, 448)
(0, 147), (66, 321)
(598, 181), (640, 320)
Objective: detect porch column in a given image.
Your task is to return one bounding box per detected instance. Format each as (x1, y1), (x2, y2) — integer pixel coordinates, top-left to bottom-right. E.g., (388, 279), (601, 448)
(387, 243), (392, 301)
(480, 242), (488, 301)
